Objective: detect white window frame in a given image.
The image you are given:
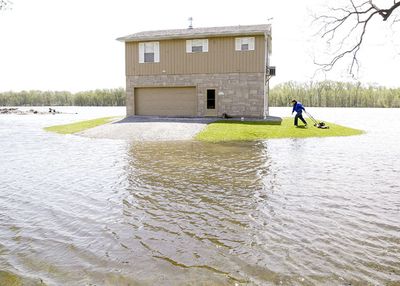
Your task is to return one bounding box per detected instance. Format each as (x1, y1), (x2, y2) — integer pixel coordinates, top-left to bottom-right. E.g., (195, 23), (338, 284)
(186, 39), (208, 53)
(139, 42), (160, 63)
(235, 37), (255, 51)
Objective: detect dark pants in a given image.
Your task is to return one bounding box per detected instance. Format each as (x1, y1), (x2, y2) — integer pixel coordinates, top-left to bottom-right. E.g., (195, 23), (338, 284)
(294, 112), (307, 126)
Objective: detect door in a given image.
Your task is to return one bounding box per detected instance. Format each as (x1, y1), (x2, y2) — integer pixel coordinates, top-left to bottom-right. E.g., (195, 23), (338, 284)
(205, 89), (217, 116)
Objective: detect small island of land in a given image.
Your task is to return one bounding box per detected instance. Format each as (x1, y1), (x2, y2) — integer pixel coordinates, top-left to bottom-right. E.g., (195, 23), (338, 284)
(44, 117), (119, 134)
(44, 117), (364, 142)
(195, 118), (363, 142)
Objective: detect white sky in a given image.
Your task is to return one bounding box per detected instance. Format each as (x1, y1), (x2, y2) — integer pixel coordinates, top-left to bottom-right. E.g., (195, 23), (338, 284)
(0, 0), (399, 92)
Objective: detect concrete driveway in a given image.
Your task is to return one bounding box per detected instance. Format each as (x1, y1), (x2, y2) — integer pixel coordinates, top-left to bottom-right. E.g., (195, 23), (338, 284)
(78, 116), (217, 141)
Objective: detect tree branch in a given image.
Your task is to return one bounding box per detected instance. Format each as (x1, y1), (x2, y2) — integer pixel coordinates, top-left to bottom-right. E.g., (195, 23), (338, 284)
(0, 0), (11, 10)
(315, 0), (400, 76)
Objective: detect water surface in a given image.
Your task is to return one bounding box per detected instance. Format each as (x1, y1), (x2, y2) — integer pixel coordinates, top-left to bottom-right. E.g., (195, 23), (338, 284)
(0, 107), (399, 285)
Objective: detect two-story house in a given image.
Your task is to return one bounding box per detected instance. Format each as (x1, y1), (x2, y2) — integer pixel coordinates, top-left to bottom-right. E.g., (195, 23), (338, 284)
(117, 24), (272, 118)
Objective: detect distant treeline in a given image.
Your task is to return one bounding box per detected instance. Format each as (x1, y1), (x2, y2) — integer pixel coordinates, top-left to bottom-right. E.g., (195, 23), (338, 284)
(0, 88), (125, 106)
(270, 81), (400, 108)
(2, 82), (400, 108)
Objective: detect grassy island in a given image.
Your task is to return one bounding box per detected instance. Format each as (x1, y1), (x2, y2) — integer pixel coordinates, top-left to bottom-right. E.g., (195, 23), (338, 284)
(0, 271), (23, 286)
(44, 116), (364, 141)
(44, 117), (118, 134)
(195, 118), (364, 142)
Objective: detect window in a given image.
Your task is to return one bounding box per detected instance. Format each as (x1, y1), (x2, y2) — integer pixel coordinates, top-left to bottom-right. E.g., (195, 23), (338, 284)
(186, 39), (208, 53)
(144, 51), (154, 62)
(207, 90), (215, 109)
(235, 37), (255, 51)
(192, 45), (203, 53)
(139, 42), (160, 63)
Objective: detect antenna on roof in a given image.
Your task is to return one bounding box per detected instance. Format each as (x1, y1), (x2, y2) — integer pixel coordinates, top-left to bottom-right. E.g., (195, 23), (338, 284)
(188, 17), (193, 29)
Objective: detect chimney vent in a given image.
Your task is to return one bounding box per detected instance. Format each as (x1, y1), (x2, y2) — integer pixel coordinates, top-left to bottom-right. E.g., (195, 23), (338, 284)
(188, 17), (193, 29)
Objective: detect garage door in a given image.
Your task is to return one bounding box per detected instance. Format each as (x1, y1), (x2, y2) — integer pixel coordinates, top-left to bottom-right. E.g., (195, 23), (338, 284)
(135, 87), (197, 116)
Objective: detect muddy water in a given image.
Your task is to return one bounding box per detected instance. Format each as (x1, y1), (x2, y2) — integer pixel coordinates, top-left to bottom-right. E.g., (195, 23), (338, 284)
(0, 107), (399, 285)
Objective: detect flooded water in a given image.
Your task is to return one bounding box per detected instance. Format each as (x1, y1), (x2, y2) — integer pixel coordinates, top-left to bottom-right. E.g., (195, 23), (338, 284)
(0, 107), (399, 285)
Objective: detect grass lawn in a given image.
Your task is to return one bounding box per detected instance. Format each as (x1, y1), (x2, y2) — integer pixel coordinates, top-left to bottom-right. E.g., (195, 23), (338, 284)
(44, 117), (118, 134)
(0, 271), (22, 286)
(195, 117), (364, 142)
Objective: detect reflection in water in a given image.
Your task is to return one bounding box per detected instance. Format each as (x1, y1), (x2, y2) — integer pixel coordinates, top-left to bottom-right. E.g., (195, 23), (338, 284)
(124, 141), (273, 284)
(121, 137), (400, 285)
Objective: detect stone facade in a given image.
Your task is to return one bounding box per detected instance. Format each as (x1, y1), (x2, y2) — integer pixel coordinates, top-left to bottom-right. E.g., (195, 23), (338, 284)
(126, 72), (267, 118)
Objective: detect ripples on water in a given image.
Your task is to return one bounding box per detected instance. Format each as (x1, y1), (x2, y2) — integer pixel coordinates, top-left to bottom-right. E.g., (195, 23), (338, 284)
(0, 107), (399, 285)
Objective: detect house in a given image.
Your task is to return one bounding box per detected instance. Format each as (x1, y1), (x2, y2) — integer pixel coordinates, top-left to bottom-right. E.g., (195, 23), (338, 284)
(117, 24), (272, 118)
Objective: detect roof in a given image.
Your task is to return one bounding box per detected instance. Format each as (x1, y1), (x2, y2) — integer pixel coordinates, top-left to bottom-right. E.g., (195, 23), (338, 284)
(117, 24), (271, 42)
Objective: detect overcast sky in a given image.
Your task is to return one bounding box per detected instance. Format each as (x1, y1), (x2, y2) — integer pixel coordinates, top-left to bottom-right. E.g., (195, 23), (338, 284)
(0, 0), (399, 92)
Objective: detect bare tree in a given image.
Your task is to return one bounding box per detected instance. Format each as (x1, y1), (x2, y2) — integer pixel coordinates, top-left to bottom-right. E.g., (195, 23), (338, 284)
(315, 0), (400, 76)
(0, 0), (11, 10)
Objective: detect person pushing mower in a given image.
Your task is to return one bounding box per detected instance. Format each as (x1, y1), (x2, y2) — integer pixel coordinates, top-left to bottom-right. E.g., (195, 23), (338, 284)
(291, 99), (307, 127)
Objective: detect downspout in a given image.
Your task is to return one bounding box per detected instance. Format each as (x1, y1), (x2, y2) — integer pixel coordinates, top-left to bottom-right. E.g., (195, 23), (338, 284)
(264, 28), (271, 117)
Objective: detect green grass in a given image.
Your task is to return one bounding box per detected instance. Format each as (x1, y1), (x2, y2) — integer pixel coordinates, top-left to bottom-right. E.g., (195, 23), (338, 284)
(195, 117), (364, 142)
(44, 117), (118, 134)
(0, 271), (22, 286)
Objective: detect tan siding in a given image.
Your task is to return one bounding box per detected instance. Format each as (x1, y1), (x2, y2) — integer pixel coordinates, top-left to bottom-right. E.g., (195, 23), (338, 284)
(126, 35), (265, 76)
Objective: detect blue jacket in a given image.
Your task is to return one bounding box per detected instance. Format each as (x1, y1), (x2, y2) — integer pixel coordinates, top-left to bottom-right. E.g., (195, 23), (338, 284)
(292, 102), (305, 114)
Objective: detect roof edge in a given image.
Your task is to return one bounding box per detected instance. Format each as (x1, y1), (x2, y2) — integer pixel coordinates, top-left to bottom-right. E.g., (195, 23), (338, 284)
(117, 24), (271, 43)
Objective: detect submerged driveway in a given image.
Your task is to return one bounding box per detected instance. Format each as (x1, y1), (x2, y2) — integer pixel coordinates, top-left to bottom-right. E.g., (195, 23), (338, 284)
(78, 116), (217, 141)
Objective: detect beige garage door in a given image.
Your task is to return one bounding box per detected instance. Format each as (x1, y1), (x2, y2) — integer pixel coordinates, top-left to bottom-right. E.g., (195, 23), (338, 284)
(135, 87), (197, 116)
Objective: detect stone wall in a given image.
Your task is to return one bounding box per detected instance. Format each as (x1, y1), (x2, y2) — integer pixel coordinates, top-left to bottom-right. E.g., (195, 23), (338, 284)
(126, 72), (267, 117)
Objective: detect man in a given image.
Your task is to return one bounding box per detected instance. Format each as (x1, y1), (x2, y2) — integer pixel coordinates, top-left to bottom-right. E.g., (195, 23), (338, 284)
(291, 99), (307, 127)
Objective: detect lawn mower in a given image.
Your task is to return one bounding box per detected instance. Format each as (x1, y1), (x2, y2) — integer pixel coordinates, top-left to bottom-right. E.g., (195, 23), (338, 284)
(304, 111), (329, 129)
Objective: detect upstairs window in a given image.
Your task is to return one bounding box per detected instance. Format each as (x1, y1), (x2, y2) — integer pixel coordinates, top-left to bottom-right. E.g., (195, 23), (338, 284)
(139, 42), (160, 63)
(235, 37), (255, 51)
(186, 39), (208, 53)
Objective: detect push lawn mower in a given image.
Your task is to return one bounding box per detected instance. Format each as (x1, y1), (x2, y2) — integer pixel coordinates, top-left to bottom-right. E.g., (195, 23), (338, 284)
(304, 111), (329, 129)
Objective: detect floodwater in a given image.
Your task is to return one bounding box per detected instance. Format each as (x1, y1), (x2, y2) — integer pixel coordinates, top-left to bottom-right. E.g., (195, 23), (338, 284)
(0, 107), (399, 285)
